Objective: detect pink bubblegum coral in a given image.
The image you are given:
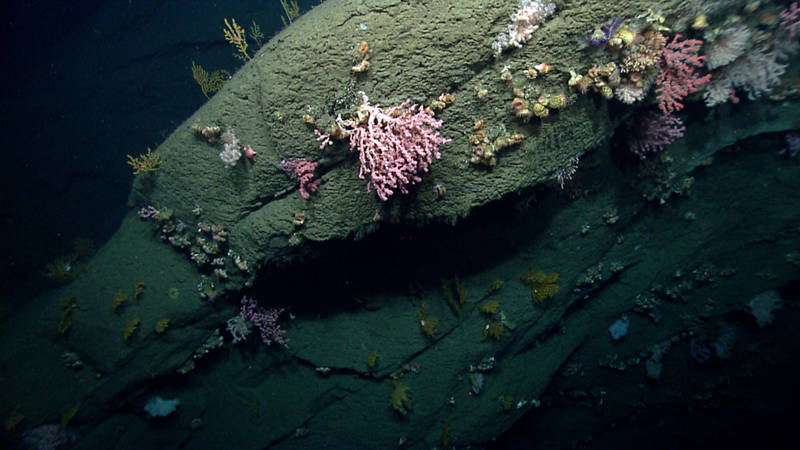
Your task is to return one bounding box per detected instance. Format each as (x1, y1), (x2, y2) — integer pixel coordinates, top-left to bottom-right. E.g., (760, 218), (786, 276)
(655, 35), (712, 114)
(280, 158), (320, 200)
(336, 94), (451, 201)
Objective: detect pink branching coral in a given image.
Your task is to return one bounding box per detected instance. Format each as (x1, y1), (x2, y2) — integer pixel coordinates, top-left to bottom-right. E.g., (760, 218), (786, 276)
(281, 158), (320, 200)
(780, 2), (800, 38)
(655, 35), (712, 114)
(624, 111), (685, 159)
(322, 94), (451, 201)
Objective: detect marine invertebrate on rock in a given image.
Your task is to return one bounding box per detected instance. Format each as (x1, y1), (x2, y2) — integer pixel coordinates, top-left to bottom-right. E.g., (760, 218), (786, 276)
(351, 59), (370, 73)
(491, 0), (556, 55)
(366, 351), (379, 369)
(780, 2), (800, 38)
(704, 25), (751, 70)
(320, 93), (450, 201)
(357, 40), (369, 57)
(589, 17), (623, 47)
(133, 282), (145, 300)
(59, 296), (77, 335)
(483, 321), (505, 341)
(432, 93), (455, 111)
(623, 111), (685, 159)
(191, 122), (222, 143)
(520, 270), (559, 304)
(127, 148), (163, 175)
(614, 82), (646, 104)
(191, 62), (229, 99)
(691, 14), (708, 30)
(281, 158), (320, 200)
(703, 48), (786, 107)
(219, 130), (243, 168)
(223, 18), (250, 60)
(123, 318), (140, 341)
(239, 295), (290, 348)
(620, 30), (666, 74)
(390, 380), (412, 416)
(154, 319), (170, 334)
(111, 291), (128, 312)
(545, 92), (566, 109)
(243, 145), (256, 162)
(655, 35), (712, 114)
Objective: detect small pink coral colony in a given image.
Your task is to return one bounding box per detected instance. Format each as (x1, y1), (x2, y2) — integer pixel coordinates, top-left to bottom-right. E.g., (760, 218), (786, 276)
(656, 35), (712, 114)
(317, 93), (451, 201)
(280, 158), (320, 200)
(780, 2), (800, 38)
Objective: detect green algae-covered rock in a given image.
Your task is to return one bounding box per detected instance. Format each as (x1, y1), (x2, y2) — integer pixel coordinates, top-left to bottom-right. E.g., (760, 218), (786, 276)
(132, 0), (710, 287)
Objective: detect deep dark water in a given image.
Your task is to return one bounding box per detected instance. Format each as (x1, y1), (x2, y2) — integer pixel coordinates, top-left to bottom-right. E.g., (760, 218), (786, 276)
(0, 0), (294, 298)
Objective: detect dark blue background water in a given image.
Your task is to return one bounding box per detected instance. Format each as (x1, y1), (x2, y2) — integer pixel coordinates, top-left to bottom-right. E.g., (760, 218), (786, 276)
(0, 0), (294, 296)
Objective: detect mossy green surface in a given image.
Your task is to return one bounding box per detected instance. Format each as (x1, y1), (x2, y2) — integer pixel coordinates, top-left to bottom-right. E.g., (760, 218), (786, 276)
(130, 0), (712, 283)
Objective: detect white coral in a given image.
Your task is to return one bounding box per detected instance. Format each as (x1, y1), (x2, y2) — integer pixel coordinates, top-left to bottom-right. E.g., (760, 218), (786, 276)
(226, 315), (251, 343)
(748, 290), (783, 328)
(704, 48), (786, 106)
(703, 77), (734, 107)
(705, 25), (752, 70)
(614, 83), (646, 104)
(492, 0), (556, 55)
(219, 131), (242, 168)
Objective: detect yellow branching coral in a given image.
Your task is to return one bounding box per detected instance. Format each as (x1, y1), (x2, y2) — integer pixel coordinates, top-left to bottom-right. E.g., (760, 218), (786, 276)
(223, 18), (250, 60)
(280, 0), (300, 26)
(191, 61), (230, 98)
(127, 148), (163, 175)
(521, 270), (560, 304)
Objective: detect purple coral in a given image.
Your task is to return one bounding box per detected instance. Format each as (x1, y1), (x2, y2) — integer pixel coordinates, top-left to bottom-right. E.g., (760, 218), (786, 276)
(688, 338), (712, 364)
(624, 111), (685, 159)
(589, 17), (623, 47)
(22, 424), (73, 450)
(239, 296), (291, 348)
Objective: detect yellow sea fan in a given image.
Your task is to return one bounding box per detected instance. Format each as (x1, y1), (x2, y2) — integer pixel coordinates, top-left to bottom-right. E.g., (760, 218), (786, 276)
(191, 62), (229, 98)
(223, 18), (250, 60)
(126, 148), (163, 175)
